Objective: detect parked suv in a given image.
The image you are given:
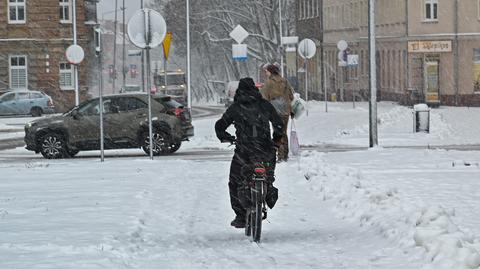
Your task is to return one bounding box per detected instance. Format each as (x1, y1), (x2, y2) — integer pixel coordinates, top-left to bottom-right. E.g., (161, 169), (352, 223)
(24, 93), (194, 159)
(0, 90), (55, 117)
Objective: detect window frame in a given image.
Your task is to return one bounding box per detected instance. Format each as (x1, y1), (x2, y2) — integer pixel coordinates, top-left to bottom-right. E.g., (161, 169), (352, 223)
(8, 55), (28, 90)
(8, 0), (26, 24)
(423, 0), (438, 22)
(59, 62), (74, 90)
(59, 0), (72, 23)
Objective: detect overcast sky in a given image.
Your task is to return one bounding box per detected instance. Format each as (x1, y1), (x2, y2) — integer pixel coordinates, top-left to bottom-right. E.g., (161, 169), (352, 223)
(97, 0), (146, 21)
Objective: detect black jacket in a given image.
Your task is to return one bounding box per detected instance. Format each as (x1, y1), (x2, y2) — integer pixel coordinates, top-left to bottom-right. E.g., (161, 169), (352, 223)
(215, 78), (284, 156)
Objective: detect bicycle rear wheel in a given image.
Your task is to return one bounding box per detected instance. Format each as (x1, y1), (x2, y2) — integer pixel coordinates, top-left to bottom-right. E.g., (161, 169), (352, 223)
(245, 210), (251, 236)
(252, 181), (263, 243)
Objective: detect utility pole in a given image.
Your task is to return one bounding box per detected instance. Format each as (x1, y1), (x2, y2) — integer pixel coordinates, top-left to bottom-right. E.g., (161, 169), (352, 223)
(368, 0), (378, 147)
(112, 0), (118, 93)
(122, 0), (126, 90)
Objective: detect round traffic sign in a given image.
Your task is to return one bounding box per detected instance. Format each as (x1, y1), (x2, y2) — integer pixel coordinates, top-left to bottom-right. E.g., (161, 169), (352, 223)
(66, 45), (85, 64)
(127, 8), (167, 49)
(298, 39), (316, 59)
(337, 40), (348, 51)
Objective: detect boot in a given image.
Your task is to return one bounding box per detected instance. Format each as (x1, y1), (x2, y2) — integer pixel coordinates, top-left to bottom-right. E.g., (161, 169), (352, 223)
(230, 215), (246, 228)
(266, 184), (278, 209)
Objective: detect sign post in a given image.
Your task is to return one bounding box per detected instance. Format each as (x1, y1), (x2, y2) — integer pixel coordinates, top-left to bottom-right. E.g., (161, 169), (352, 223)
(127, 8), (167, 159)
(298, 38), (316, 116)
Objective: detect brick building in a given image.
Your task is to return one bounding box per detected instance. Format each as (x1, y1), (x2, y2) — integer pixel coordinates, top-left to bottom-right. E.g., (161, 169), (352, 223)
(296, 0), (480, 106)
(0, 0), (98, 112)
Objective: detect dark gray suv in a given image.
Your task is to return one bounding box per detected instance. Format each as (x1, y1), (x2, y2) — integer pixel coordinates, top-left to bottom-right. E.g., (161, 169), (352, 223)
(24, 93), (194, 159)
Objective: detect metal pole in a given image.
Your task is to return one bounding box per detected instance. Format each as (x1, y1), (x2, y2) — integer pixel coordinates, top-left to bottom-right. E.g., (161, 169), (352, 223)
(454, 0), (459, 106)
(141, 0), (145, 92)
(72, 0), (79, 106)
(368, 0), (378, 147)
(186, 0), (192, 109)
(122, 0), (126, 90)
(99, 47), (105, 162)
(320, 0), (324, 102)
(279, 0), (284, 77)
(323, 54), (328, 113)
(112, 0), (118, 93)
(164, 57), (168, 89)
(144, 9), (153, 160)
(305, 59), (309, 116)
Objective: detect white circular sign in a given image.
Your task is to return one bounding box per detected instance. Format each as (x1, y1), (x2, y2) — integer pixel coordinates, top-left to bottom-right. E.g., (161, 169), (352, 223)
(337, 40), (348, 51)
(66, 45), (85, 64)
(298, 39), (316, 59)
(127, 8), (167, 49)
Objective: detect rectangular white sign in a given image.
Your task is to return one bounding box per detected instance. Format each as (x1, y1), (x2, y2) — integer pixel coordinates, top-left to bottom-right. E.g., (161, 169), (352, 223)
(408, 41), (452, 53)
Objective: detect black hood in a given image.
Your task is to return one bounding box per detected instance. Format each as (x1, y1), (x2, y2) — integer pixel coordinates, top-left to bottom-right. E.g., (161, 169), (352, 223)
(234, 77), (263, 104)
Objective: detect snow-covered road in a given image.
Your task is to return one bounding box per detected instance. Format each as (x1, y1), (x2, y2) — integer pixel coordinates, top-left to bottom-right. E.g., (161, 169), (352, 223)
(0, 156), (422, 269)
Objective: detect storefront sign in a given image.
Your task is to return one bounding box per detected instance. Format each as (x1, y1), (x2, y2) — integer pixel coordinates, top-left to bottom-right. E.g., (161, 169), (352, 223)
(408, 41), (452, 53)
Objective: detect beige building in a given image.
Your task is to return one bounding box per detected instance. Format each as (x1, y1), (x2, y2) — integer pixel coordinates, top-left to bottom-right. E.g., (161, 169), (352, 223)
(296, 0), (480, 106)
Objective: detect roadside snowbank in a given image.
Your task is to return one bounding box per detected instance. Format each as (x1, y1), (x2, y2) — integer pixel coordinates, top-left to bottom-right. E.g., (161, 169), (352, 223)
(297, 150), (480, 269)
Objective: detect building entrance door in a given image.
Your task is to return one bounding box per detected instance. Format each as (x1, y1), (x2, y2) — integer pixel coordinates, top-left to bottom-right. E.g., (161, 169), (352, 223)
(424, 60), (440, 106)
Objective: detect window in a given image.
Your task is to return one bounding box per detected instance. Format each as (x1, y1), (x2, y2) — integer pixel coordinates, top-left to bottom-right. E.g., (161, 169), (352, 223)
(478, 0), (480, 20)
(59, 62), (74, 89)
(474, 49), (480, 92)
(8, 0), (26, 24)
(115, 97), (147, 112)
(9, 55), (27, 89)
(424, 0), (438, 21)
(0, 93), (15, 102)
(59, 0), (72, 23)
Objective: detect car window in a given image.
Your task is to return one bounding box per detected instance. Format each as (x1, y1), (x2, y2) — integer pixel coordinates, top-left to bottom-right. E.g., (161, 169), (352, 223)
(115, 97), (147, 112)
(0, 93), (15, 102)
(17, 92), (30, 100)
(30, 93), (43, 99)
(78, 99), (113, 115)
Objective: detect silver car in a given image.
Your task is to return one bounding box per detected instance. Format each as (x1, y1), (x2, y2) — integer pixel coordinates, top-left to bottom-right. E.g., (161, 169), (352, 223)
(0, 90), (55, 117)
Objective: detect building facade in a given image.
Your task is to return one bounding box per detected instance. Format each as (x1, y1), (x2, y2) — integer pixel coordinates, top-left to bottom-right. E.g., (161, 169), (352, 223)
(296, 0), (480, 106)
(0, 0), (98, 112)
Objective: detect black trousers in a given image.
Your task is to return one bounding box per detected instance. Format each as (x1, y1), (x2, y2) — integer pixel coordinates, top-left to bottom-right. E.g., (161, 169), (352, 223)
(228, 149), (276, 218)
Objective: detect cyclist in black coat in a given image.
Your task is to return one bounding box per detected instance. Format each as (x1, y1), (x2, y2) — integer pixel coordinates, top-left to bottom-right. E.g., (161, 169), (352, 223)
(215, 77), (284, 228)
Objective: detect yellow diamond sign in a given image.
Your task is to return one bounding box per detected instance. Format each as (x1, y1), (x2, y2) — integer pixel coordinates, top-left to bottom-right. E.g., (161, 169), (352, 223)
(162, 32), (173, 60)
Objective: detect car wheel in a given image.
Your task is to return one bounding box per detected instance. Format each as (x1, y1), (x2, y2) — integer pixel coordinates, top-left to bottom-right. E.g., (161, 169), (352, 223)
(40, 133), (67, 159)
(67, 149), (80, 158)
(31, 107), (43, 117)
(142, 130), (172, 156)
(169, 142), (181, 153)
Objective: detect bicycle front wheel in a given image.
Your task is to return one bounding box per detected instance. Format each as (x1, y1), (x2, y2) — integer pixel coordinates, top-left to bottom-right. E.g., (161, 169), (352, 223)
(252, 181), (263, 243)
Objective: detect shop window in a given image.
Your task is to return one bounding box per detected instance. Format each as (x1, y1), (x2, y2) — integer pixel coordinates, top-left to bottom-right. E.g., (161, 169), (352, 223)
(8, 0), (26, 24)
(9, 55), (27, 89)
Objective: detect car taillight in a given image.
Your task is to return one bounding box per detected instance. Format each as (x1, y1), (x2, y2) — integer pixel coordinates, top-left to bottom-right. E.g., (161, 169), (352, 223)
(174, 108), (184, 117)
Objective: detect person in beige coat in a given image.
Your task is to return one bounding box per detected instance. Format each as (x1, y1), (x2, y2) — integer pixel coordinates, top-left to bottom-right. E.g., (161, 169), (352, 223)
(260, 64), (294, 162)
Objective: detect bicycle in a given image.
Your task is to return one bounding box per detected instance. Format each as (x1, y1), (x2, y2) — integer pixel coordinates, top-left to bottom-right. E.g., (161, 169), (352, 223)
(244, 162), (270, 243)
(222, 138), (272, 243)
